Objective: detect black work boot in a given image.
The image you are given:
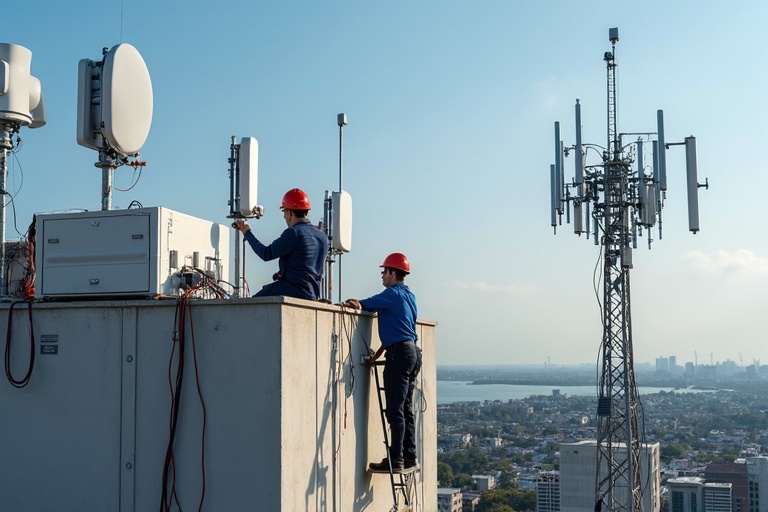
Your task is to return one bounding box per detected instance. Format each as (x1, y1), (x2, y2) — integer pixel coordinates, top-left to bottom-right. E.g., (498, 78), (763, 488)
(369, 458), (404, 472)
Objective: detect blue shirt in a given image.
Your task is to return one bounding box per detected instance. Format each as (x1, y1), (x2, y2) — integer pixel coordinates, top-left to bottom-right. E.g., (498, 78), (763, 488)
(243, 219), (329, 300)
(360, 283), (417, 348)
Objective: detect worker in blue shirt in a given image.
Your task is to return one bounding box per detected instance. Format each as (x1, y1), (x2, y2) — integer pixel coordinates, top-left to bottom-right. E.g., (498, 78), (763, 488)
(344, 252), (422, 473)
(234, 188), (329, 300)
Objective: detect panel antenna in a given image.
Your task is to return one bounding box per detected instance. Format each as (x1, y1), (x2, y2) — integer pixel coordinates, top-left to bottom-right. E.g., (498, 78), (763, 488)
(226, 136), (264, 299)
(322, 113), (353, 304)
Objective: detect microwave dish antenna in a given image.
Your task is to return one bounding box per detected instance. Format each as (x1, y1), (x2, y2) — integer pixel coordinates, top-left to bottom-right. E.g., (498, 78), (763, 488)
(77, 43), (153, 210)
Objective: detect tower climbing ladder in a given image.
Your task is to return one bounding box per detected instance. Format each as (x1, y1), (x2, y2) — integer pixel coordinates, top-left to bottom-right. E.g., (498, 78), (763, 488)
(369, 360), (419, 512)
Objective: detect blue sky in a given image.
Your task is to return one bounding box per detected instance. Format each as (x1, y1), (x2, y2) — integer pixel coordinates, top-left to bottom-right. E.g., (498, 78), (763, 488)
(3, 1), (766, 366)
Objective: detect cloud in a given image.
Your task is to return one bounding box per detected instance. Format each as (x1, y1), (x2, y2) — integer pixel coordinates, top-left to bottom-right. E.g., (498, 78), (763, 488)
(683, 249), (768, 278)
(453, 281), (537, 294)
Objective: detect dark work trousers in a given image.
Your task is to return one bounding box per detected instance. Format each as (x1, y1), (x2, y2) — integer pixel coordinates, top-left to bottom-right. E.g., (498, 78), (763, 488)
(253, 279), (313, 300)
(383, 340), (422, 462)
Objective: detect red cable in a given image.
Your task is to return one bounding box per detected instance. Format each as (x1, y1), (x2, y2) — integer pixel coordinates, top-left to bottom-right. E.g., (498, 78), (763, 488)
(161, 294), (187, 512)
(187, 296), (207, 512)
(160, 281), (211, 512)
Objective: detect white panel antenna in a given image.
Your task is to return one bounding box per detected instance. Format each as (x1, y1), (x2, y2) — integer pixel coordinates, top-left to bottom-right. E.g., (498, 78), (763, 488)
(556, 135), (563, 210)
(656, 110), (667, 191)
(652, 140), (662, 235)
(637, 140), (647, 222)
(237, 137), (259, 217)
(572, 201), (583, 234)
(573, 100), (585, 235)
(322, 112), (352, 303)
(685, 136), (702, 233)
(549, 164), (557, 228)
(227, 136), (264, 299)
(645, 183), (657, 226)
(550, 122), (562, 232)
(331, 190), (352, 252)
(574, 100), (584, 185)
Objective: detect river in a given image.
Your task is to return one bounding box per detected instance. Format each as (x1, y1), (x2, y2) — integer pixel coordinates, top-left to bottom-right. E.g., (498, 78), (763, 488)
(436, 380), (707, 405)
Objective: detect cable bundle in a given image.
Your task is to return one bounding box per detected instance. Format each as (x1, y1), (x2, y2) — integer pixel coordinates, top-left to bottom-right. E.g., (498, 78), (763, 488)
(159, 282), (208, 512)
(4, 300), (35, 388)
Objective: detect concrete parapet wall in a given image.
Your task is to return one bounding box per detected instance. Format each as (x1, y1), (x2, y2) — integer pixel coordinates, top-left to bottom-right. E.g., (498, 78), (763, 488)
(0, 297), (436, 511)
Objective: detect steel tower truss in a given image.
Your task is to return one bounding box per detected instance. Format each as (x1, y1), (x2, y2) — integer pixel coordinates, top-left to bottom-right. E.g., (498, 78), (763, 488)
(592, 41), (643, 512)
(553, 28), (703, 512)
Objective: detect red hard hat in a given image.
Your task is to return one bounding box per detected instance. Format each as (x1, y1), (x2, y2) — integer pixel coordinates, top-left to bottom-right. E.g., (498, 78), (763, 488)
(280, 188), (311, 210)
(380, 252), (410, 274)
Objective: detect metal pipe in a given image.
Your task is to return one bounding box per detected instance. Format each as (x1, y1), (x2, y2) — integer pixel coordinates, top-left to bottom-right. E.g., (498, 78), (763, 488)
(0, 130), (9, 295)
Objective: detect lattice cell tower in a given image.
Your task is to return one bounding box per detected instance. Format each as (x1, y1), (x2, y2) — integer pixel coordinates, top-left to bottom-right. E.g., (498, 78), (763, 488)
(549, 28), (707, 512)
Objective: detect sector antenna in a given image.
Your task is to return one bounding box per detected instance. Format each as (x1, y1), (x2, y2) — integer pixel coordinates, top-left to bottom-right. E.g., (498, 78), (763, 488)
(322, 113), (353, 304)
(226, 135), (263, 298)
(222, 115), (352, 303)
(549, 28), (708, 512)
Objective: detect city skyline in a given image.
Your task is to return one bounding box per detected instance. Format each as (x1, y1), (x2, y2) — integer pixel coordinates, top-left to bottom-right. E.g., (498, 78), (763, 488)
(2, 1), (766, 365)
(438, 351), (767, 368)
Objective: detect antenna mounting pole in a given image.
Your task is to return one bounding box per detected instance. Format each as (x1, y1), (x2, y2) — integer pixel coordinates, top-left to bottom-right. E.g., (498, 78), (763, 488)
(336, 113), (347, 303)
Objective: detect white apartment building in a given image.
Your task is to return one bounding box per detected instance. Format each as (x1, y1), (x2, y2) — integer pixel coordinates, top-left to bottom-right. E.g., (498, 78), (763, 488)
(669, 476), (705, 512)
(536, 471), (561, 512)
(704, 482), (734, 512)
(472, 474), (496, 491)
(668, 477), (733, 512)
(437, 488), (463, 512)
(559, 440), (660, 512)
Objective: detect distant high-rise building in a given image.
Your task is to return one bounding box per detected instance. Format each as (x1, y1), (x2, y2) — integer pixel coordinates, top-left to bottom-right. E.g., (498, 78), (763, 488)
(699, 365), (717, 379)
(559, 440), (660, 512)
(536, 471), (561, 512)
(668, 476), (705, 512)
(720, 359), (739, 376)
(746, 456), (768, 512)
(705, 482), (734, 512)
(705, 460), (748, 512)
(668, 477), (734, 512)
